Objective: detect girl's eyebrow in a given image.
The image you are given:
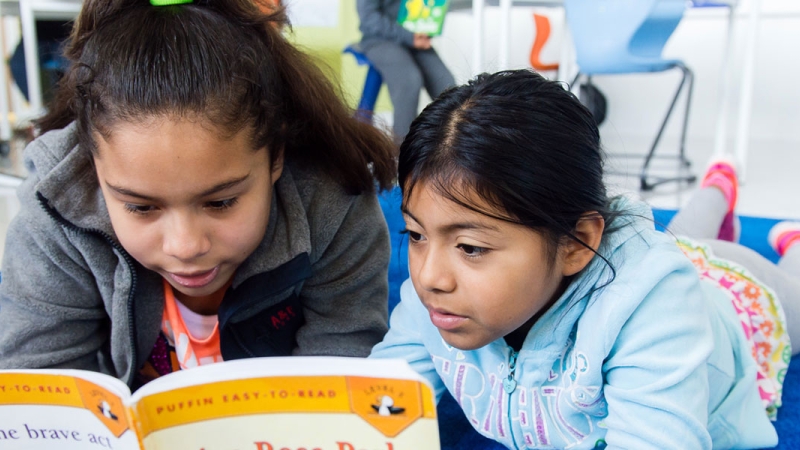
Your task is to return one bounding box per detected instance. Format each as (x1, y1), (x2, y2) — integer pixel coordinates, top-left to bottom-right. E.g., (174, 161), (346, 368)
(402, 208), (500, 234)
(105, 174), (250, 201)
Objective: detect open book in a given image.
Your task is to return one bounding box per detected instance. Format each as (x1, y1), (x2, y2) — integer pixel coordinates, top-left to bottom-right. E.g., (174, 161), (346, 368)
(0, 357), (440, 449)
(398, 0), (450, 36)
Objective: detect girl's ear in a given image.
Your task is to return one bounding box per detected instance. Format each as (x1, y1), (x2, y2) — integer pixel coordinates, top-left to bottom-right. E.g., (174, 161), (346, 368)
(561, 212), (605, 277)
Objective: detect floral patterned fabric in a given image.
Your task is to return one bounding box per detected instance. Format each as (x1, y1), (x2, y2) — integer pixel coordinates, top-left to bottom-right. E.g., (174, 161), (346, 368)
(676, 237), (791, 420)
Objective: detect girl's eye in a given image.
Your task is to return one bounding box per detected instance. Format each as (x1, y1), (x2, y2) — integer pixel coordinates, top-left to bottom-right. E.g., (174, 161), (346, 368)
(457, 243), (488, 257)
(124, 204), (155, 215)
(400, 229), (424, 242)
(206, 198), (239, 210)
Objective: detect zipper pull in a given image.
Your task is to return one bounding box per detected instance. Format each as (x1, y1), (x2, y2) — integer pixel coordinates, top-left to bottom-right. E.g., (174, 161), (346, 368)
(503, 349), (518, 393)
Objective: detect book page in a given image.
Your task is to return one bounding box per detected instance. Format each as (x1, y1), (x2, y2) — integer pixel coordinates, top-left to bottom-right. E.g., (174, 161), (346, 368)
(129, 357), (440, 450)
(0, 369), (140, 449)
(130, 356), (431, 397)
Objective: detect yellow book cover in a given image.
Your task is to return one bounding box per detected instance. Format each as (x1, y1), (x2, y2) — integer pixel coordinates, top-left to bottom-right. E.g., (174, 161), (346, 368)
(0, 357), (440, 450)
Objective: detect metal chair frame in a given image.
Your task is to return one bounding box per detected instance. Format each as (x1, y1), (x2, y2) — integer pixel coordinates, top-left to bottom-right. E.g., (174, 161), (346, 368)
(565, 0), (697, 191)
(343, 44), (384, 124)
(571, 62), (695, 191)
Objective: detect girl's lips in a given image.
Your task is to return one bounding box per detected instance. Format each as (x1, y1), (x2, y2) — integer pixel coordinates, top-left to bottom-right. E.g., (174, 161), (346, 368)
(428, 307), (468, 331)
(168, 266), (219, 289)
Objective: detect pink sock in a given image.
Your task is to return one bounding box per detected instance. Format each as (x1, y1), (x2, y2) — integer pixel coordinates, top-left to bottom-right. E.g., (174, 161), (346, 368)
(717, 211), (736, 242)
(777, 232), (800, 256)
(702, 172), (737, 241)
(768, 222), (800, 257)
(700, 160), (739, 241)
(701, 172), (736, 213)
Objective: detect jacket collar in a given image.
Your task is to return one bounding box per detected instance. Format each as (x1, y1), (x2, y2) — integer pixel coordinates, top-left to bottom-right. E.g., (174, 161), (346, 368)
(514, 196), (656, 355)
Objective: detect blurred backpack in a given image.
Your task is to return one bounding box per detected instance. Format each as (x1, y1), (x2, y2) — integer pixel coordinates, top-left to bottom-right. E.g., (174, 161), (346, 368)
(579, 80), (607, 126)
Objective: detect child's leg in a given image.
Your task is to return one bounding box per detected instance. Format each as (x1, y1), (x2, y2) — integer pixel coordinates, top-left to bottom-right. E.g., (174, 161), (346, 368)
(411, 49), (455, 100)
(779, 245), (800, 278)
(666, 160), (738, 241)
(772, 225), (800, 347)
(363, 41), (423, 142)
(770, 222), (800, 276)
(701, 238), (800, 354)
(666, 188), (728, 239)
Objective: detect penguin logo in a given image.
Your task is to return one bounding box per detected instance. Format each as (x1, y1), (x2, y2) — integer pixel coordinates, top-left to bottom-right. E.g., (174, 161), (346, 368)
(97, 400), (119, 421)
(371, 395), (405, 416)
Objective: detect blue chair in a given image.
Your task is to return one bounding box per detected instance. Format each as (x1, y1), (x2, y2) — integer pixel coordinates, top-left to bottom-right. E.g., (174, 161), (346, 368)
(564, 0), (695, 191)
(343, 43), (384, 124)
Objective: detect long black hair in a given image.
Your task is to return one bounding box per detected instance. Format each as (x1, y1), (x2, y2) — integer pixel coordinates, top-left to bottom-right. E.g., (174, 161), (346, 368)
(399, 69), (620, 262)
(39, 0), (396, 194)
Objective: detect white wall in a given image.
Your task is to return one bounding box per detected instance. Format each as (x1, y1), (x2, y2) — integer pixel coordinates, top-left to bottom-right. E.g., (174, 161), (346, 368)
(434, 0), (800, 152)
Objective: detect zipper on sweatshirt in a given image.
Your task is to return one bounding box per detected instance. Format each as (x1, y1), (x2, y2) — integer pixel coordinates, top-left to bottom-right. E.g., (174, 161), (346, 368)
(503, 347), (520, 449)
(37, 193), (140, 387)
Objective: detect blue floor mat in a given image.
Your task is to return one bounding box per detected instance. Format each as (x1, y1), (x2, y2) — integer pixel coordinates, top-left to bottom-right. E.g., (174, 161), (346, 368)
(378, 189), (795, 449)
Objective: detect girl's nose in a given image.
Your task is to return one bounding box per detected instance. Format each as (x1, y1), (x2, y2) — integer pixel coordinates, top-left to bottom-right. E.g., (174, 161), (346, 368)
(415, 245), (456, 293)
(162, 213), (211, 261)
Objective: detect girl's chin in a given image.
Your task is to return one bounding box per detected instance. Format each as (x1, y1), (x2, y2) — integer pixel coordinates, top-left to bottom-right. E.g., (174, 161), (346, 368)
(438, 331), (488, 352)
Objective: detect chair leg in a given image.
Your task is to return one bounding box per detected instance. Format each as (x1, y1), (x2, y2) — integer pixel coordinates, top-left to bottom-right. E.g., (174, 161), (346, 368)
(570, 71), (582, 91)
(355, 66), (384, 124)
(640, 63), (697, 191)
(678, 65), (695, 166)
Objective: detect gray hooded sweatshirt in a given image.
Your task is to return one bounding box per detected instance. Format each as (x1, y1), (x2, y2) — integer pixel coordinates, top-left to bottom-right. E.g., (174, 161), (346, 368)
(0, 124), (390, 388)
(357, 0), (416, 50)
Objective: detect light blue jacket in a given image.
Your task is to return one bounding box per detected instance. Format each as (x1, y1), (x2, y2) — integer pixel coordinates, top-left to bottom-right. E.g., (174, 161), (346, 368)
(371, 199), (778, 449)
